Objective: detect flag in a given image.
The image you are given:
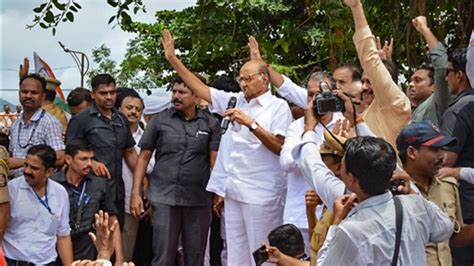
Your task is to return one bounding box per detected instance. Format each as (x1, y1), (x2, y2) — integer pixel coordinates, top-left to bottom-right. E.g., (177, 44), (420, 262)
(33, 52), (69, 112)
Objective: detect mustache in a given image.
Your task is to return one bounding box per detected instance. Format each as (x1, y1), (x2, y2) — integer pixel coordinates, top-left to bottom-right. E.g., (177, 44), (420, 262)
(173, 99), (183, 104)
(24, 173), (33, 179)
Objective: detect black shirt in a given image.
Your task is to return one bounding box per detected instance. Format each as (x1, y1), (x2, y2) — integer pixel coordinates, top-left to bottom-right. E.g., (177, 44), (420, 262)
(65, 103), (135, 202)
(442, 87), (474, 221)
(139, 107), (221, 207)
(50, 170), (118, 260)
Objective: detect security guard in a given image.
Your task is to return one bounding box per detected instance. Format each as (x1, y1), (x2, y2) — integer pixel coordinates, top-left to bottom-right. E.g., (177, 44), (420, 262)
(50, 138), (120, 261)
(397, 121), (469, 265)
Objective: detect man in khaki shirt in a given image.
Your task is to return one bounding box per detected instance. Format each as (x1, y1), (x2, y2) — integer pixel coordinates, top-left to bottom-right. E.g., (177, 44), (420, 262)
(0, 145), (10, 242)
(397, 121), (474, 265)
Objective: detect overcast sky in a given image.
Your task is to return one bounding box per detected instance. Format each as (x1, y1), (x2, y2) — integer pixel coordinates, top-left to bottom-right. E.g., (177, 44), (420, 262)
(0, 0), (196, 106)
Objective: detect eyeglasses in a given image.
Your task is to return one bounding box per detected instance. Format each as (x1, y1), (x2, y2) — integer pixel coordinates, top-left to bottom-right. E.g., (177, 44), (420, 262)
(236, 72), (263, 83)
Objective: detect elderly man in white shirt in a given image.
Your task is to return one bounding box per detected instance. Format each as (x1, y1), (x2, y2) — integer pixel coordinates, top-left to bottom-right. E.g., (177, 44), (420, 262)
(161, 30), (292, 266)
(280, 71), (343, 254)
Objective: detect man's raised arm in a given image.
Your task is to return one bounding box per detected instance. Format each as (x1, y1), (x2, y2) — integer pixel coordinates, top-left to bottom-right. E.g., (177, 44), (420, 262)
(248, 36), (307, 108)
(161, 29), (212, 103)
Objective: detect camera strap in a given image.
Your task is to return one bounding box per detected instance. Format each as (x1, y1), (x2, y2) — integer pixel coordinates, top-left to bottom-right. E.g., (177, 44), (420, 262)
(391, 196), (403, 266)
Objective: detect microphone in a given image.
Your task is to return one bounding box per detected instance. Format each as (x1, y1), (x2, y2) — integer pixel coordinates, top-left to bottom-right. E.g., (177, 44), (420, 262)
(221, 96), (237, 134)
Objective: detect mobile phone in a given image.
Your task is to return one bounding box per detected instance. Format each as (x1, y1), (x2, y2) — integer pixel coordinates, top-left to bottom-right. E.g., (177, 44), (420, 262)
(252, 244), (269, 265)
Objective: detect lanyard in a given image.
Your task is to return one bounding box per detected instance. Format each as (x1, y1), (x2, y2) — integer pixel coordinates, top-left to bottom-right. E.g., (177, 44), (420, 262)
(72, 180), (88, 229)
(33, 186), (53, 215)
(71, 180), (88, 208)
(17, 110), (46, 149)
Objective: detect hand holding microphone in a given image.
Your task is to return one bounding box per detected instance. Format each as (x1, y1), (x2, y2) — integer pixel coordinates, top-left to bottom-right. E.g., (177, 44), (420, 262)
(221, 96), (237, 134)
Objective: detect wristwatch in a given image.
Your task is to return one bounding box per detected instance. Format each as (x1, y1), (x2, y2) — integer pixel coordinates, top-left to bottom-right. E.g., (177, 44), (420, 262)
(249, 121), (259, 131)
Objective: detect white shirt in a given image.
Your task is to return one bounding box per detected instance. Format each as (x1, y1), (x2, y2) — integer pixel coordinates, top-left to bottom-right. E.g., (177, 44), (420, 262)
(206, 88), (292, 205)
(4, 176), (70, 264)
(281, 113), (343, 228)
(317, 192), (453, 265)
(276, 76), (307, 109)
(122, 127), (154, 213)
(291, 123), (377, 212)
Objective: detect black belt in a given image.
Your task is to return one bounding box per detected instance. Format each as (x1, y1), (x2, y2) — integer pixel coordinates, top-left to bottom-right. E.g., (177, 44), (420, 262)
(6, 257), (55, 266)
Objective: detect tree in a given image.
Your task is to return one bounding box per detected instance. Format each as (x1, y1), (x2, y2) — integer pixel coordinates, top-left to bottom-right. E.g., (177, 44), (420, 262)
(32, 0), (473, 87)
(87, 44), (157, 90)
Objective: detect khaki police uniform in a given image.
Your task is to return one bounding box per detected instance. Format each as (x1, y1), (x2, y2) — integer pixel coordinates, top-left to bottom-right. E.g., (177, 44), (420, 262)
(414, 177), (463, 266)
(0, 145), (9, 203)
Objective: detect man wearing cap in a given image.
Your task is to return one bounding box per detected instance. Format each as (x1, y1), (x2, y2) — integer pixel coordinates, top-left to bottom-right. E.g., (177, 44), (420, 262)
(8, 73), (65, 177)
(43, 77), (68, 130)
(396, 121), (474, 265)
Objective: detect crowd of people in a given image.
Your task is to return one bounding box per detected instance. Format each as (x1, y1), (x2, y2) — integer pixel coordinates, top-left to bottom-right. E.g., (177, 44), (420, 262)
(0, 0), (474, 265)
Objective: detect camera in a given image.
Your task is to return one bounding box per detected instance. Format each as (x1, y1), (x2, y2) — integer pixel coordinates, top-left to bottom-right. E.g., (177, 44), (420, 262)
(389, 179), (405, 195)
(252, 244), (269, 265)
(313, 92), (345, 115)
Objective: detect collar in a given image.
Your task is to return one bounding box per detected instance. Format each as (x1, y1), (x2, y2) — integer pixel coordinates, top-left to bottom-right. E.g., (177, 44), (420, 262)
(449, 87), (474, 107)
(171, 107), (207, 121)
(20, 108), (45, 123)
(52, 168), (91, 184)
(132, 126), (143, 138)
(19, 175), (56, 196)
(89, 103), (119, 118)
(411, 176), (440, 196)
(246, 89), (272, 107)
(347, 191), (392, 217)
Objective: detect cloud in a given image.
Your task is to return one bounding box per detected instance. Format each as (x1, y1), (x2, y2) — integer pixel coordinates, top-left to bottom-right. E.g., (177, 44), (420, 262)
(1, 0), (196, 105)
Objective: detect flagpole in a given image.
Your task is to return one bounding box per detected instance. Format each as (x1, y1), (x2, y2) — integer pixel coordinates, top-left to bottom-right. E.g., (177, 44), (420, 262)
(58, 41), (89, 88)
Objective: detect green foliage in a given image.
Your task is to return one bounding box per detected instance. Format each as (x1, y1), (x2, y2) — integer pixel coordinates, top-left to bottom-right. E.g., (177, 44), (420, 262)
(87, 44), (157, 90)
(31, 0), (473, 88)
(29, 0), (144, 35)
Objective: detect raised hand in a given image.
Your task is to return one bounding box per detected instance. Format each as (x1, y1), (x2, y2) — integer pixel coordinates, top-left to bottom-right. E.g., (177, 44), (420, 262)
(343, 0), (361, 8)
(161, 29), (176, 60)
(412, 16), (428, 33)
(19, 57), (29, 80)
(89, 211), (118, 261)
(248, 36), (262, 60)
(376, 36), (394, 61)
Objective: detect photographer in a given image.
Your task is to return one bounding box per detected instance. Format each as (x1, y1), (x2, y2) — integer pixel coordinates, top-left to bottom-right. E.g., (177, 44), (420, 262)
(280, 71), (343, 255)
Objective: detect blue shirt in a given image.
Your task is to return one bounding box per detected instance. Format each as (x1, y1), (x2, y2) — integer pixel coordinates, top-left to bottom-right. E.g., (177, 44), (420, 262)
(317, 192), (453, 265)
(3, 176), (70, 264)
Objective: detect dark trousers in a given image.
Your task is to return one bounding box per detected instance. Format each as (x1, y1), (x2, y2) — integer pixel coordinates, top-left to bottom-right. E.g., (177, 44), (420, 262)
(6, 258), (55, 266)
(115, 198), (125, 230)
(151, 203), (212, 266)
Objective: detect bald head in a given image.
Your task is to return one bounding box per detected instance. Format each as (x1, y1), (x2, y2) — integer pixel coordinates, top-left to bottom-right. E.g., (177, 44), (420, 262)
(238, 60), (270, 100)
